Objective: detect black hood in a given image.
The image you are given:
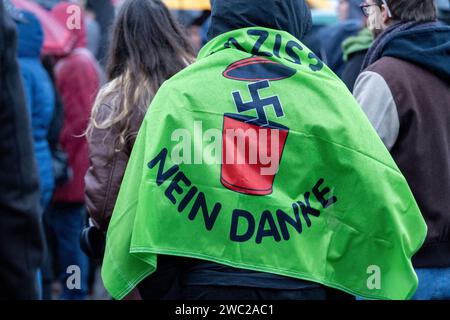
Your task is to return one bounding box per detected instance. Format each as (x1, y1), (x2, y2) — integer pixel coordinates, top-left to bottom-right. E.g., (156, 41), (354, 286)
(207, 0), (312, 41)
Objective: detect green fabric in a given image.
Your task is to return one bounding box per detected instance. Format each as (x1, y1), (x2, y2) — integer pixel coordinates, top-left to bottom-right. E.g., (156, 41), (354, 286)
(101, 27), (426, 300)
(342, 28), (374, 61)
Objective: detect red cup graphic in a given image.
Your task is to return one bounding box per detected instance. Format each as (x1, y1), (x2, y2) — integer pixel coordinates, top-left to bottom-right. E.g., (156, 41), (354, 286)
(221, 113), (289, 196)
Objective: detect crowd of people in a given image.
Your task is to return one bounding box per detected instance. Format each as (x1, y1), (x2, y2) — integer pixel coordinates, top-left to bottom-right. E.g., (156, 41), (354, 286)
(0, 0), (449, 300)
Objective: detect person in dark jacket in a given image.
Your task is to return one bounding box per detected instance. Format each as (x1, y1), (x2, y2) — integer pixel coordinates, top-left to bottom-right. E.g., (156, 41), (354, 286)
(17, 10), (55, 209)
(0, 0), (44, 300)
(353, 0), (450, 299)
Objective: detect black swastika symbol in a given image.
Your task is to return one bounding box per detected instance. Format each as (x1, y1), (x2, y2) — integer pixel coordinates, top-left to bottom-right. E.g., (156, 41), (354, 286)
(232, 80), (284, 125)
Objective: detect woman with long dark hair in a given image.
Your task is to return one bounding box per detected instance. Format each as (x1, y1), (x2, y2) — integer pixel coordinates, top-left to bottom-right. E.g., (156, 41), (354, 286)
(84, 0), (195, 299)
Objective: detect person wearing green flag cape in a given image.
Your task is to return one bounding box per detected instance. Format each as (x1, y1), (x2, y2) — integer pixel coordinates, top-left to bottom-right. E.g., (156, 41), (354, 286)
(102, 0), (427, 300)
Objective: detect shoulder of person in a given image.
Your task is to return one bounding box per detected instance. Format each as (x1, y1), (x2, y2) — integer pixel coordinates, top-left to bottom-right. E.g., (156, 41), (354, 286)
(365, 57), (413, 83)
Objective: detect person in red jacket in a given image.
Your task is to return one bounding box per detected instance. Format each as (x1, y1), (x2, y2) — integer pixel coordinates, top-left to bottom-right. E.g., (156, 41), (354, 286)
(46, 2), (101, 300)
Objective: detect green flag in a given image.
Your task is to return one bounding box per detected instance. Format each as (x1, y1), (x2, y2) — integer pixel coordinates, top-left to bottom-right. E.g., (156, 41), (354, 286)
(101, 27), (427, 300)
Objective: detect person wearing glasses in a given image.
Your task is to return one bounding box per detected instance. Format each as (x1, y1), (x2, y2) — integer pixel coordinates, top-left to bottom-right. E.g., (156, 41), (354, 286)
(353, 0), (450, 299)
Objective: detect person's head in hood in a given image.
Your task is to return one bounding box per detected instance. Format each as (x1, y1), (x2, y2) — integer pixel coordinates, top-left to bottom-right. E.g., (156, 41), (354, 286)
(207, 0), (312, 42)
(17, 10), (44, 58)
(52, 1), (87, 51)
(338, 0), (365, 21)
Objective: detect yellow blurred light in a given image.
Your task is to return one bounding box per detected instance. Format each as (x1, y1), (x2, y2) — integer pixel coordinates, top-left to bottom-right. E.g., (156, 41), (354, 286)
(164, 0), (211, 10)
(307, 0), (334, 10)
(163, 0), (333, 11)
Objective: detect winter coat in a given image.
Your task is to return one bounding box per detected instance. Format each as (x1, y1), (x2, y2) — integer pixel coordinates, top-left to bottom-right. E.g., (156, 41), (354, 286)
(0, 1), (44, 299)
(17, 10), (55, 208)
(354, 22), (450, 267)
(51, 2), (101, 203)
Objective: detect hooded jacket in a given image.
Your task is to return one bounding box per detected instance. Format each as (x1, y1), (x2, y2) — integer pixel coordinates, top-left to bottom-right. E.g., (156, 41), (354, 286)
(354, 22), (450, 267)
(17, 10), (55, 207)
(0, 0), (43, 299)
(51, 2), (101, 203)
